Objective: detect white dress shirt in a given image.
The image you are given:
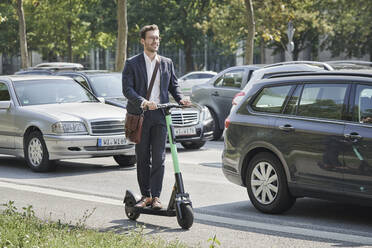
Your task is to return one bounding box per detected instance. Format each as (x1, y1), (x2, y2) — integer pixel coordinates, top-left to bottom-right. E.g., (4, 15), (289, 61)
(143, 53), (160, 104)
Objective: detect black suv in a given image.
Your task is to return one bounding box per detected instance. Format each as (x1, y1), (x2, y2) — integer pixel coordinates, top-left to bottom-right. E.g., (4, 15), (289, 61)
(223, 71), (372, 214)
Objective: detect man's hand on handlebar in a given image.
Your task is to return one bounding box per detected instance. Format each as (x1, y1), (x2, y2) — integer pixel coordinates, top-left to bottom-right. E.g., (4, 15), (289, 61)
(180, 97), (191, 106)
(142, 100), (158, 110)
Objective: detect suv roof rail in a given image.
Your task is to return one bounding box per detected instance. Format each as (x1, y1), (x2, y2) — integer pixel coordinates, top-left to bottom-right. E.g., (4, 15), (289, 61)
(263, 61), (334, 71)
(325, 60), (372, 69)
(267, 71), (372, 80)
(326, 60), (372, 66)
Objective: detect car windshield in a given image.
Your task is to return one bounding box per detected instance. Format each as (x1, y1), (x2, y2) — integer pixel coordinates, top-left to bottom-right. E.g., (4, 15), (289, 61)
(14, 79), (97, 106)
(89, 74), (123, 97)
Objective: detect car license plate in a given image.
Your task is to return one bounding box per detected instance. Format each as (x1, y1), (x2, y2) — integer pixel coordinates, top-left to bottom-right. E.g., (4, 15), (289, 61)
(97, 137), (126, 146)
(174, 127), (196, 136)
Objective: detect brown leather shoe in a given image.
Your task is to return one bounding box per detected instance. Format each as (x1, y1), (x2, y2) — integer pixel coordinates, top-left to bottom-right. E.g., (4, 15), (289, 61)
(152, 197), (162, 210)
(135, 196), (152, 208)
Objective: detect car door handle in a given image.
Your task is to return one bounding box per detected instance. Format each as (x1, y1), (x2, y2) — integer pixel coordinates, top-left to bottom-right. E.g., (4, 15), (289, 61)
(211, 91), (219, 96)
(278, 124), (295, 132)
(344, 132), (362, 141)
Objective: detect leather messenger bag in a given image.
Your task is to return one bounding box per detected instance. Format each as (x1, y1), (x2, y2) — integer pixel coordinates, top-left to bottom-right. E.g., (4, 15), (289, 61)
(125, 60), (160, 144)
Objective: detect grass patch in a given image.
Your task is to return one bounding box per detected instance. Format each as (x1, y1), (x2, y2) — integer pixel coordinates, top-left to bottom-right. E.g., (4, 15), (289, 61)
(0, 201), (189, 248)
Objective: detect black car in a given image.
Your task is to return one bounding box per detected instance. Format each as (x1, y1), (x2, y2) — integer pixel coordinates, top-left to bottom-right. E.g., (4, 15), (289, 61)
(57, 71), (213, 149)
(191, 65), (261, 140)
(223, 71), (372, 214)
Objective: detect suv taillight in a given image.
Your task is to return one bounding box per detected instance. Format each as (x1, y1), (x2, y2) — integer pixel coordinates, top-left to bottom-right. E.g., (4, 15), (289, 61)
(225, 118), (230, 129)
(232, 91), (245, 105)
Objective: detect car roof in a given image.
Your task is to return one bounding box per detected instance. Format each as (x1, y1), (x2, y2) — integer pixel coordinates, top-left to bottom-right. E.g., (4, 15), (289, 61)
(35, 62), (84, 69)
(184, 71), (217, 75)
(0, 75), (73, 82)
(325, 60), (372, 70)
(72, 70), (120, 76)
(261, 71), (372, 84)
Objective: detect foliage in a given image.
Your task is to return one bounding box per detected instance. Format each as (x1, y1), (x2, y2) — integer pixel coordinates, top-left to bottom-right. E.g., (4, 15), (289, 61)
(24, 0), (93, 60)
(0, 201), (189, 248)
(206, 0), (332, 60)
(207, 234), (221, 248)
(321, 0), (372, 59)
(0, 0), (19, 54)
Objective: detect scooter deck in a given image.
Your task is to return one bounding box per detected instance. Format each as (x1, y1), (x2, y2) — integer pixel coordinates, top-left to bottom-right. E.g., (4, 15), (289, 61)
(133, 206), (176, 217)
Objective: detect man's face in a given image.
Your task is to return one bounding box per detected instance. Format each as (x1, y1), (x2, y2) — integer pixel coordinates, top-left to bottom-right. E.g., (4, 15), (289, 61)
(141, 30), (160, 53)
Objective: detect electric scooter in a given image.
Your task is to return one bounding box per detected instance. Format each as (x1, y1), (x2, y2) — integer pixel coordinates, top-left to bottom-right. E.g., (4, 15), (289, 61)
(124, 103), (194, 229)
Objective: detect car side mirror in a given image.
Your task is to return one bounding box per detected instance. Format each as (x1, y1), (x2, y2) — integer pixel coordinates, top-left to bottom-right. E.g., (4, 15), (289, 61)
(0, 101), (11, 109)
(97, 97), (105, 103)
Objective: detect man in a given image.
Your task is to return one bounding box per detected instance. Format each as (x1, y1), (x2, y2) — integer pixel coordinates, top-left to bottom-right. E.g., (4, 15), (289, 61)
(122, 24), (190, 210)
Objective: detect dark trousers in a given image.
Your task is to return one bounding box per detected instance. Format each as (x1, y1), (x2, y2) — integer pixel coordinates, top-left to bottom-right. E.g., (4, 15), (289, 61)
(135, 109), (167, 198)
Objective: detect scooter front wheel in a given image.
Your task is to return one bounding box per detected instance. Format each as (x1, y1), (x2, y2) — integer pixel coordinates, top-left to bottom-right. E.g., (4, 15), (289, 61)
(176, 204), (194, 229)
(125, 198), (140, 221)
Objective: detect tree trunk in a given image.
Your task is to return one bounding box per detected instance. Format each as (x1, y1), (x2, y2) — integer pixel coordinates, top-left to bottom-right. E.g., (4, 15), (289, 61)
(67, 20), (73, 62)
(260, 38), (265, 64)
(184, 38), (193, 73)
(16, 0), (29, 68)
(244, 0), (255, 65)
(115, 0), (127, 72)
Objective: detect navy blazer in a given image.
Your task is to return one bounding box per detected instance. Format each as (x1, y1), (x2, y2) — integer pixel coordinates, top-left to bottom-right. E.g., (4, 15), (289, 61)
(122, 53), (183, 115)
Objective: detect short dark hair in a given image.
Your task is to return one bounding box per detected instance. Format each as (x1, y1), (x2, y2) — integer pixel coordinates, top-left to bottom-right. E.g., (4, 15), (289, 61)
(140, 24), (159, 39)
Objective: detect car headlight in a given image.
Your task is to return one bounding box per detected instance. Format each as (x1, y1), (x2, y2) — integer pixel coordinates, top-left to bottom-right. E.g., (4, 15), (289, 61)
(52, 122), (87, 134)
(201, 107), (212, 121)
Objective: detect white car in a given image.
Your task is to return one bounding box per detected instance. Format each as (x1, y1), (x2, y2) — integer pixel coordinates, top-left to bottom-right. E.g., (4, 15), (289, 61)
(0, 75), (135, 172)
(178, 71), (217, 96)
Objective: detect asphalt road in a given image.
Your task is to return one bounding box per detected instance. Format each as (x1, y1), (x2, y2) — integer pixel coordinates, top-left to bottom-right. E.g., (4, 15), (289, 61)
(1, 141), (372, 248)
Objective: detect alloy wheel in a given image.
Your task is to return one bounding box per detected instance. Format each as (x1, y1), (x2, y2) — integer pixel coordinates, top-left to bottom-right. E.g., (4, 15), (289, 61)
(251, 161), (278, 205)
(28, 137), (43, 167)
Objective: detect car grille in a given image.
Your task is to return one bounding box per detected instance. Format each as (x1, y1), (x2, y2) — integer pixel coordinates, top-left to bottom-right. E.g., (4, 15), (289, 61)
(171, 110), (199, 126)
(90, 120), (125, 135)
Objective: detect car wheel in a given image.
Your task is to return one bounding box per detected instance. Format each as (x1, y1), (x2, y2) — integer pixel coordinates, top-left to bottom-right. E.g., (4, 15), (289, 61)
(181, 141), (206, 150)
(24, 131), (56, 172)
(209, 108), (223, 140)
(246, 152), (295, 214)
(113, 155), (136, 167)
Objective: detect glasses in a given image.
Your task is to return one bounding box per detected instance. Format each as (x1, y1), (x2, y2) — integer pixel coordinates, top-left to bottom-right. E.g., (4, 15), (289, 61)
(147, 36), (161, 42)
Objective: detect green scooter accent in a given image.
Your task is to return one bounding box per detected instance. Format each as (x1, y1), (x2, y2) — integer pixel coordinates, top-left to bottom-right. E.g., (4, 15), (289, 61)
(124, 103), (194, 229)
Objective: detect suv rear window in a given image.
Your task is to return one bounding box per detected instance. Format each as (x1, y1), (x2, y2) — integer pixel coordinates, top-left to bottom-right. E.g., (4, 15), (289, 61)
(251, 85), (293, 113)
(297, 83), (348, 120)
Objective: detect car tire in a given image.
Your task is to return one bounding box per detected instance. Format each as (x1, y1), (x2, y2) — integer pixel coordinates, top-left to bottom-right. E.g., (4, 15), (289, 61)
(181, 141), (206, 150)
(209, 108), (223, 141)
(246, 152), (295, 214)
(113, 155), (136, 167)
(24, 131), (56, 172)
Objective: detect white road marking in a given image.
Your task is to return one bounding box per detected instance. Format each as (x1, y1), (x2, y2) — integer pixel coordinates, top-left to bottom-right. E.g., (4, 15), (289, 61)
(0, 181), (123, 206)
(1, 180), (371, 245)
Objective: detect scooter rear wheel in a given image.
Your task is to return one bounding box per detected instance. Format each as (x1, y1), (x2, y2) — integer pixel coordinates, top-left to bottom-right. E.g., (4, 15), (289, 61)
(176, 204), (194, 229)
(125, 198), (140, 221)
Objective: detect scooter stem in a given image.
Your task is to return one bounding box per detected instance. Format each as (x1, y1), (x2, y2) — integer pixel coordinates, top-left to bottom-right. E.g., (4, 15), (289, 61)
(165, 114), (181, 174)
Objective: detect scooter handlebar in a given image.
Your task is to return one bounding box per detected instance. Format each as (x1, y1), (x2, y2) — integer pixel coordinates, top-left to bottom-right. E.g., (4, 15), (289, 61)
(156, 103), (188, 110)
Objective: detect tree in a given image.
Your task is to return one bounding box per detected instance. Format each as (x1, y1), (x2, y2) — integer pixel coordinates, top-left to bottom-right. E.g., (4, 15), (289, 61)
(115, 0), (127, 72)
(0, 1), (19, 55)
(245, 0), (255, 64)
(127, 0), (213, 72)
(15, 0), (29, 68)
(321, 0), (372, 60)
(255, 0), (331, 61)
(25, 0), (93, 61)
(205, 0), (256, 63)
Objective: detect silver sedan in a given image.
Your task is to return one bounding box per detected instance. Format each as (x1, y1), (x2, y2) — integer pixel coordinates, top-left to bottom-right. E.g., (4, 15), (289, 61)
(0, 75), (135, 172)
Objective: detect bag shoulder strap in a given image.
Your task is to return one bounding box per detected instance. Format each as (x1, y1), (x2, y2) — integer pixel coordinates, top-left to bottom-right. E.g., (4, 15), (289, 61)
(145, 59), (160, 100)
